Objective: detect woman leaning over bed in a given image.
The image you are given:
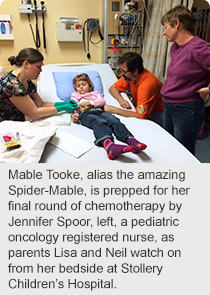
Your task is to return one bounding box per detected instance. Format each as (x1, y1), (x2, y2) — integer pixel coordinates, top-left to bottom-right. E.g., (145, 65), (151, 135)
(0, 48), (79, 122)
(161, 5), (210, 155)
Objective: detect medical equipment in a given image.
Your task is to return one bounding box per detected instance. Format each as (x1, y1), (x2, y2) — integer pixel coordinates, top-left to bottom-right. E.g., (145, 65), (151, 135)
(193, 6), (210, 41)
(18, 0), (47, 48)
(27, 13), (36, 46)
(0, 15), (14, 40)
(105, 0), (147, 64)
(41, 1), (46, 48)
(83, 19), (104, 59)
(114, 6), (144, 52)
(2, 133), (22, 151)
(56, 16), (83, 42)
(124, 1), (135, 11)
(87, 18), (99, 31)
(109, 39), (120, 69)
(34, 0), (41, 48)
(19, 2), (46, 14)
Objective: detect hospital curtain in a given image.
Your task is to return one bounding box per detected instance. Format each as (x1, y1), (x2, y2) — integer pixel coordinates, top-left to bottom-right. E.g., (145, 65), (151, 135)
(141, 0), (194, 81)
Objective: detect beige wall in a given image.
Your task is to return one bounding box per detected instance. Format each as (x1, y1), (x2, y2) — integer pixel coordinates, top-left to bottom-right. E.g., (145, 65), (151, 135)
(0, 0), (104, 73)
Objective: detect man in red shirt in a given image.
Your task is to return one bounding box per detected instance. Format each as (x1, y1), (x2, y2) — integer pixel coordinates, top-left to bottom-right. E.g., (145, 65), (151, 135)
(105, 52), (164, 125)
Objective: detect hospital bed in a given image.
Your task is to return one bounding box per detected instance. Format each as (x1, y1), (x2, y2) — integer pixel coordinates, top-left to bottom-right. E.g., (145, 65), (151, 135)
(37, 63), (199, 163)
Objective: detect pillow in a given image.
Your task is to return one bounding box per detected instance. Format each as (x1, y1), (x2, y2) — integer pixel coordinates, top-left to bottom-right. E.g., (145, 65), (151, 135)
(52, 71), (104, 101)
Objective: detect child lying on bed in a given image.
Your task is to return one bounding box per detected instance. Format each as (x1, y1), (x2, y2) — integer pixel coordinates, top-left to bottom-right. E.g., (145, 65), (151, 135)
(71, 73), (147, 160)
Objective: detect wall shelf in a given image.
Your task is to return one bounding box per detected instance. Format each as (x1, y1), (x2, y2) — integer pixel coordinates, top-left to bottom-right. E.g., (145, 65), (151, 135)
(0, 34), (14, 40)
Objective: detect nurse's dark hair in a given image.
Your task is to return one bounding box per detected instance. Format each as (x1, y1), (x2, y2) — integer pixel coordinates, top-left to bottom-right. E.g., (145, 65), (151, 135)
(8, 48), (44, 67)
(118, 52), (144, 74)
(161, 5), (195, 34)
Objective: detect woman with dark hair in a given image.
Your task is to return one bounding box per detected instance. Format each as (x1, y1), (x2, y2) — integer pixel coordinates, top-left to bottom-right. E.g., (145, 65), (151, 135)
(161, 5), (210, 154)
(0, 48), (78, 122)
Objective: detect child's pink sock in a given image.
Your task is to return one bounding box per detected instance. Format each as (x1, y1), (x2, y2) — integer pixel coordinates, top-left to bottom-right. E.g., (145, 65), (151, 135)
(125, 136), (147, 154)
(102, 139), (133, 160)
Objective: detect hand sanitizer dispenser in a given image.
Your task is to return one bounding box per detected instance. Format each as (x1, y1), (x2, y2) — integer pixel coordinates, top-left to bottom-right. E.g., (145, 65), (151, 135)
(0, 15), (14, 40)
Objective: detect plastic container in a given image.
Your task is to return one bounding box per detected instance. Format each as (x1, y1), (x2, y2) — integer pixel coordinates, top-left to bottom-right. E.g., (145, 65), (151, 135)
(0, 21), (10, 35)
(110, 39), (120, 69)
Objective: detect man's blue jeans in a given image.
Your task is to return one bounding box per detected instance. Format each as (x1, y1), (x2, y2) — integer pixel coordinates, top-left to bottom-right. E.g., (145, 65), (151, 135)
(163, 100), (205, 155)
(79, 109), (133, 146)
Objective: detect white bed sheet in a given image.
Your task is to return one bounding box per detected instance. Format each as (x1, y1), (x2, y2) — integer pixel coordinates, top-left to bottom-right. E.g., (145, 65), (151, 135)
(38, 63), (199, 163)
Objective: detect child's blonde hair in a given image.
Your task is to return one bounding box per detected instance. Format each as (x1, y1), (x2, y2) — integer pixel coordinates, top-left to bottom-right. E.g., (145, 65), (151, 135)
(73, 73), (93, 92)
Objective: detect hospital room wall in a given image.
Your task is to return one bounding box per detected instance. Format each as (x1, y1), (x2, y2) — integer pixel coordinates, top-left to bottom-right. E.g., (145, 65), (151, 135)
(0, 0), (104, 73)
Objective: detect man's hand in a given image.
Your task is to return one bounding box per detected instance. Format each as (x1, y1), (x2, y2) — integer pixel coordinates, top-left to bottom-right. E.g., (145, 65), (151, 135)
(79, 101), (92, 108)
(79, 101), (93, 113)
(109, 85), (132, 109)
(120, 99), (132, 109)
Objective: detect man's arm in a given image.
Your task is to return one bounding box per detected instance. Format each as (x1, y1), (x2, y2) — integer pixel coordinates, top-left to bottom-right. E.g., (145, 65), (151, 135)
(104, 105), (141, 118)
(109, 85), (131, 109)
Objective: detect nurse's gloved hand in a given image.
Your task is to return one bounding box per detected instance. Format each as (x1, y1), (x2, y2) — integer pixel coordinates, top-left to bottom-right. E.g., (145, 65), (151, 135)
(63, 100), (79, 106)
(54, 101), (79, 113)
